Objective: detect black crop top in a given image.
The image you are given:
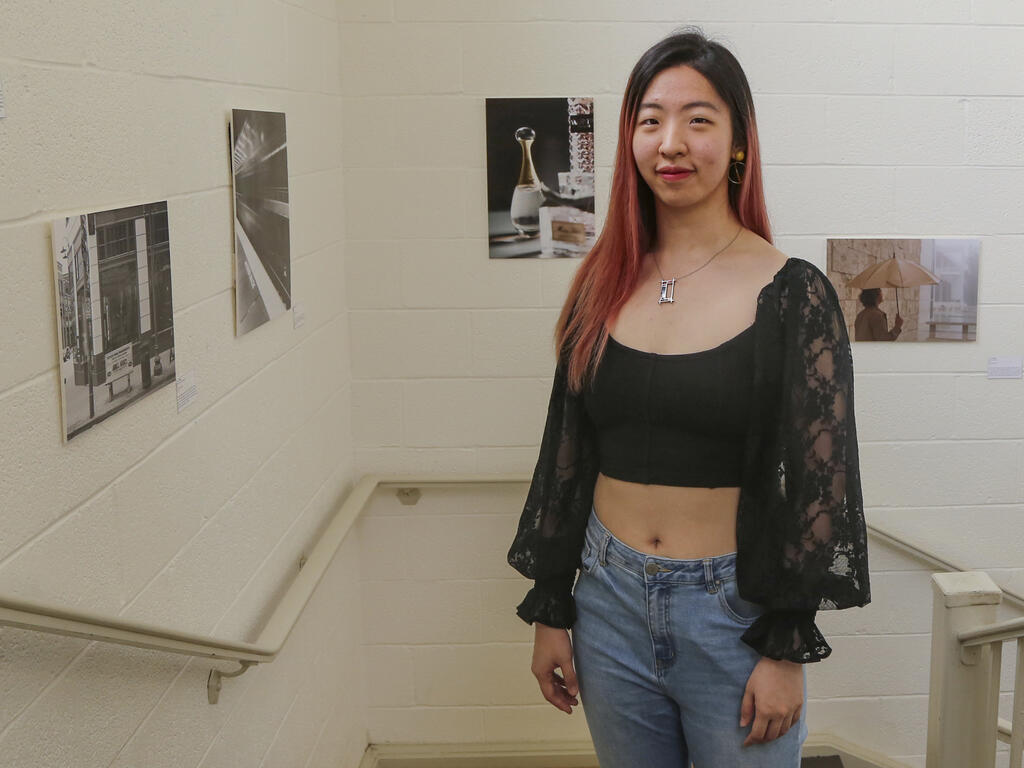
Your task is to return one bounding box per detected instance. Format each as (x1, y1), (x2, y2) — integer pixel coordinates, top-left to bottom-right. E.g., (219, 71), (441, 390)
(508, 257), (872, 664)
(583, 323), (755, 488)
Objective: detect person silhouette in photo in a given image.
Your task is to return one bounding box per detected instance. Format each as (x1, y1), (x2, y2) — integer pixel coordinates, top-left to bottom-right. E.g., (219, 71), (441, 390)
(854, 288), (903, 341)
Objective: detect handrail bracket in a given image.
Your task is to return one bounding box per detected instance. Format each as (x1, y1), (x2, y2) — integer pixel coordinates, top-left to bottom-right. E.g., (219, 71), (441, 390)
(960, 643), (982, 666)
(208, 660), (256, 704)
(396, 487), (421, 505)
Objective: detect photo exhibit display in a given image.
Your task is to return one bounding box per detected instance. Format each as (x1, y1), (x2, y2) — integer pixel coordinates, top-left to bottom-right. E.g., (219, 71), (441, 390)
(51, 202), (177, 441)
(826, 238), (981, 344)
(229, 108), (292, 335)
(485, 96), (596, 258)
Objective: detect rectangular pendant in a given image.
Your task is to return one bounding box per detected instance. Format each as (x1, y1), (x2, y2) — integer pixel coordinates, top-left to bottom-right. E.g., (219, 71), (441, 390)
(659, 278), (675, 304)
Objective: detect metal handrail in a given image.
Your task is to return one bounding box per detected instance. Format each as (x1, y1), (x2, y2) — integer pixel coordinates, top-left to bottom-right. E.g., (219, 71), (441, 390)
(866, 523), (1024, 611)
(1, 474), (1020, 701)
(0, 474), (523, 701)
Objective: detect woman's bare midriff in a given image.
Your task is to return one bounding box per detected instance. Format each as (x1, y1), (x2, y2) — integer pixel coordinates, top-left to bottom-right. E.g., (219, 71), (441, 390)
(592, 472), (739, 558)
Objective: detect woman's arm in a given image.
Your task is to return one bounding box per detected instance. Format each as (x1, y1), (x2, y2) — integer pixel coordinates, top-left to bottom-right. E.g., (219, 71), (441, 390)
(740, 262), (871, 663)
(507, 351), (600, 628)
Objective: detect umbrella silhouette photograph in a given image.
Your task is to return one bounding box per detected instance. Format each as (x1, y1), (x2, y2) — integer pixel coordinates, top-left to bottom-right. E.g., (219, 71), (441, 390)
(826, 238), (980, 344)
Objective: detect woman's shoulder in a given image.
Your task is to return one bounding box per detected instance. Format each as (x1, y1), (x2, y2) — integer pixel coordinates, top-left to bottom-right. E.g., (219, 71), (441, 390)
(775, 254), (826, 283)
(771, 255), (836, 300)
(738, 232), (822, 281)
(742, 247), (842, 319)
(727, 234), (788, 290)
(733, 233), (838, 308)
(733, 232), (816, 288)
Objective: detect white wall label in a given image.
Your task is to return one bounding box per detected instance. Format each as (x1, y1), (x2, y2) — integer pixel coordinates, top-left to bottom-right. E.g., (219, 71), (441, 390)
(176, 369), (199, 411)
(987, 356), (1022, 379)
(293, 302), (307, 329)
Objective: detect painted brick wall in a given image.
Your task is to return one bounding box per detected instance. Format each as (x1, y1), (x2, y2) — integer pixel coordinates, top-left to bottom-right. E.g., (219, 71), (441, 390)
(343, 4), (1024, 768)
(4, 2), (1024, 767)
(0, 1), (363, 767)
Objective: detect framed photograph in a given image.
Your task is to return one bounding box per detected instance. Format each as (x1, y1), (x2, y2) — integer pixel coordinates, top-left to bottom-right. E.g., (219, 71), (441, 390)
(827, 238), (980, 343)
(485, 96), (596, 258)
(229, 108), (292, 334)
(51, 202), (176, 441)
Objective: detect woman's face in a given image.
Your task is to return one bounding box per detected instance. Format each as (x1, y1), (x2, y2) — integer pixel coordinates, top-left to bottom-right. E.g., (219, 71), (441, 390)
(631, 64), (737, 211)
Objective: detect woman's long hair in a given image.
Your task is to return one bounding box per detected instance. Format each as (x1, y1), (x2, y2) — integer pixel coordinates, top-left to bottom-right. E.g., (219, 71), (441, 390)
(555, 26), (773, 394)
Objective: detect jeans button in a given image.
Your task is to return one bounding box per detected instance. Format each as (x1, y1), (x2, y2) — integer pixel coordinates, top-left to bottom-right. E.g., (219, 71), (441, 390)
(645, 561), (658, 575)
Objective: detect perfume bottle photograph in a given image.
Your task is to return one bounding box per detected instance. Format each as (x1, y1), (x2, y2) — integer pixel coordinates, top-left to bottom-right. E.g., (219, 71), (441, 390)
(485, 96), (596, 258)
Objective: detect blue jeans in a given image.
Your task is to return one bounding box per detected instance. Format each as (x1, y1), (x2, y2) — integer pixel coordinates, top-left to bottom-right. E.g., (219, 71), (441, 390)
(571, 505), (808, 767)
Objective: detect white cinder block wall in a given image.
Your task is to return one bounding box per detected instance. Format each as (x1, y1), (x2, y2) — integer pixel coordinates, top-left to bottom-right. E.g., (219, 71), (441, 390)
(0, 1), (366, 767)
(344, 3), (1024, 767)
(4, 0), (1024, 766)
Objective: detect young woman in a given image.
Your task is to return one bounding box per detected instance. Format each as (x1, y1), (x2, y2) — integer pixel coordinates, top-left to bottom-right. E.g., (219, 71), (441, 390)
(507, 28), (871, 767)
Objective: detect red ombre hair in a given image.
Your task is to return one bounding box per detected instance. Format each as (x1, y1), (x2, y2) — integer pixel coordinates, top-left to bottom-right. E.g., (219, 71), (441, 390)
(554, 28), (774, 394)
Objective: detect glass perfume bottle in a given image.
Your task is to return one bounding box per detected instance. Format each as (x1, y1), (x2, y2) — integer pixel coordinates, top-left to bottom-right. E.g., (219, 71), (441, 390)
(566, 96), (594, 196)
(509, 126), (544, 236)
(539, 97), (595, 257)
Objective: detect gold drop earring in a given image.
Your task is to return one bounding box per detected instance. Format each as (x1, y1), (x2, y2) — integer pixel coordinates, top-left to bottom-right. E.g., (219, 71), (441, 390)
(728, 149), (745, 185)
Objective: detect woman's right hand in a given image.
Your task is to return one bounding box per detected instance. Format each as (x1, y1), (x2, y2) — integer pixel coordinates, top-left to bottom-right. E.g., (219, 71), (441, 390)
(531, 623), (580, 714)
(893, 313), (904, 330)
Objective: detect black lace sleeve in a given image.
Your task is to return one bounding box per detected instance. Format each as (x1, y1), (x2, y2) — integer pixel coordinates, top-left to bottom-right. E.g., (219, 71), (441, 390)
(739, 262), (871, 663)
(507, 350), (600, 629)
(740, 610), (832, 663)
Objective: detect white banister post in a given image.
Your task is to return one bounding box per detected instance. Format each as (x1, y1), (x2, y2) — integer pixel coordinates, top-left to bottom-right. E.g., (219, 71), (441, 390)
(926, 571), (1003, 768)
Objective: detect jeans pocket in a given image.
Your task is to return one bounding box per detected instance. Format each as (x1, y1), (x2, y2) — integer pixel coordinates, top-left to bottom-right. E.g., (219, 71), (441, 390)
(579, 539), (599, 575)
(718, 577), (763, 624)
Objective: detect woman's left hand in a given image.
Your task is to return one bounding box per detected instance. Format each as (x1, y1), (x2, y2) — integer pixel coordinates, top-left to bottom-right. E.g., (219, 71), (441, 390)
(739, 657), (804, 746)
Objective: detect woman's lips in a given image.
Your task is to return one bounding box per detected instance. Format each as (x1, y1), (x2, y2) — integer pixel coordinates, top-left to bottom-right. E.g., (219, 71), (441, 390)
(657, 170), (693, 181)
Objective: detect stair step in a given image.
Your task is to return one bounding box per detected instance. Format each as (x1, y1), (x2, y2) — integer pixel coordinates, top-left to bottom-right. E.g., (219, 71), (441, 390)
(369, 745), (900, 768)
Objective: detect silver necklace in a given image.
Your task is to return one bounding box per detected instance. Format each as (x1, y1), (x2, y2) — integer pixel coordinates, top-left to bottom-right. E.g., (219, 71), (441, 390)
(652, 225), (743, 305)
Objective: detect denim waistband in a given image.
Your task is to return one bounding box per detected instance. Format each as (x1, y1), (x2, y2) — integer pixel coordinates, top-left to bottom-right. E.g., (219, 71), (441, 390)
(585, 504), (738, 585)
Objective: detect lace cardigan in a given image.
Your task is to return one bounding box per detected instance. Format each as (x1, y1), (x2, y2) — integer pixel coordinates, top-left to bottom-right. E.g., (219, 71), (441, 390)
(506, 257), (871, 663)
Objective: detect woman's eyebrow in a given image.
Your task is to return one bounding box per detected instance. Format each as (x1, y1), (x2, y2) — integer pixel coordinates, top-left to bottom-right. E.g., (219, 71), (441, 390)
(639, 100), (720, 112)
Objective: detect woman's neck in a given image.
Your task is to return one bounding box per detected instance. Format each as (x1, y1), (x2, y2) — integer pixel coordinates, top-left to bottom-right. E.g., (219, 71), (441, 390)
(651, 206), (744, 275)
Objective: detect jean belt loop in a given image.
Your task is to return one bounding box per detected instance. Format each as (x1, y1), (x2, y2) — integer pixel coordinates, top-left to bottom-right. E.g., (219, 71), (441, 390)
(598, 532), (610, 566)
(703, 558), (716, 593)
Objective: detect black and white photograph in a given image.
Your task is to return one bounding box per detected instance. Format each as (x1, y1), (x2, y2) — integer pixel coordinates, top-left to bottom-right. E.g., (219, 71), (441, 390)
(827, 238), (981, 343)
(229, 108), (291, 334)
(485, 96), (596, 258)
(51, 202), (177, 442)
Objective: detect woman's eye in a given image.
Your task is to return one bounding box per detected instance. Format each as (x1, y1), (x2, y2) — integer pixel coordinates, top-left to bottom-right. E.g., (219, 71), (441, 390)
(639, 117), (709, 126)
